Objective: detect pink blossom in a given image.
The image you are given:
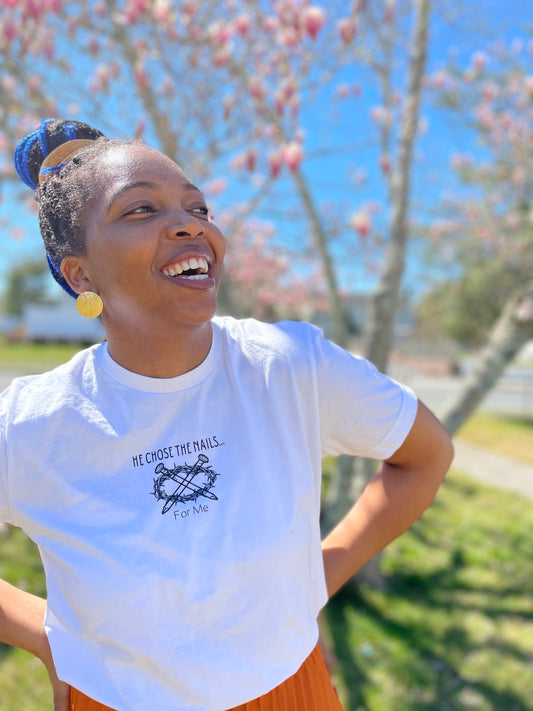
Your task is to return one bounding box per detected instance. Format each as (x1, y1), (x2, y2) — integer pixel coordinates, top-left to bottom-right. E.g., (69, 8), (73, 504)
(28, 74), (41, 92)
(471, 51), (489, 71)
(203, 178), (228, 196)
(159, 76), (174, 96)
(43, 37), (55, 61)
(249, 76), (266, 101)
(426, 70), (448, 90)
(246, 148), (257, 172)
(88, 36), (99, 56)
(153, 0), (173, 24)
(213, 49), (231, 67)
(262, 16), (278, 32)
(208, 20), (233, 45)
(349, 211), (371, 238)
(94, 1), (106, 18)
(289, 96), (300, 119)
(229, 152), (246, 171)
(335, 83), (351, 99)
(234, 14), (251, 36)
(481, 81), (498, 101)
(182, 0), (198, 15)
(10, 227), (24, 241)
(450, 153), (472, 169)
(2, 17), (17, 43)
(274, 91), (285, 115)
(268, 150), (284, 178)
(351, 169), (367, 187)
(338, 17), (357, 44)
(370, 106), (392, 126)
(384, 0), (396, 23)
(302, 6), (325, 40)
(23, 0), (43, 20)
(134, 63), (148, 89)
(2, 76), (16, 93)
(283, 142), (304, 171)
(380, 154), (391, 174)
(135, 118), (146, 138)
(223, 96), (233, 120)
(280, 28), (299, 48)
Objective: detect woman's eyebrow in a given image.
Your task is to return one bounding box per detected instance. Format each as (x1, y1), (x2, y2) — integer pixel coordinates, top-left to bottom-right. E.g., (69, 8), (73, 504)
(108, 180), (201, 206)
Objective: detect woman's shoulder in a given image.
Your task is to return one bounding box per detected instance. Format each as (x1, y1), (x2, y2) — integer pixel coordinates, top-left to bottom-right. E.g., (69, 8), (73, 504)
(212, 315), (322, 356)
(0, 344), (102, 415)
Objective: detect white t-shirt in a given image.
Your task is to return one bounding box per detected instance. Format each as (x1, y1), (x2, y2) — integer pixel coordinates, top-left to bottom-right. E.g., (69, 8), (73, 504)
(0, 317), (417, 711)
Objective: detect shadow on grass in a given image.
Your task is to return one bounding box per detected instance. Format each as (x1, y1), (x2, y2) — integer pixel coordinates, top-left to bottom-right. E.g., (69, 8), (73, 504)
(326, 557), (531, 711)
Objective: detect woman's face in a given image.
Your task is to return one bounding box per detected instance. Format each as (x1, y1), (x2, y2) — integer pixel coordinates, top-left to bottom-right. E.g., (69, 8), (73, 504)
(71, 143), (226, 336)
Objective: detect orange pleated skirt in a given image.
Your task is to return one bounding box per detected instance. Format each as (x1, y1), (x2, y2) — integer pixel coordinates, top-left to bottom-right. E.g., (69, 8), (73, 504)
(69, 643), (343, 711)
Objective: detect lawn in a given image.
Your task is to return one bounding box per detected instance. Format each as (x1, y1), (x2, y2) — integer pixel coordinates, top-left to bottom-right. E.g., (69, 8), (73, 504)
(458, 413), (533, 465)
(327, 470), (533, 711)
(0, 337), (84, 374)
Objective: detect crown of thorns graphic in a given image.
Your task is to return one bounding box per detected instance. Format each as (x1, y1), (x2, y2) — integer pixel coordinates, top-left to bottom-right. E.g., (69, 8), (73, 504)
(151, 454), (219, 514)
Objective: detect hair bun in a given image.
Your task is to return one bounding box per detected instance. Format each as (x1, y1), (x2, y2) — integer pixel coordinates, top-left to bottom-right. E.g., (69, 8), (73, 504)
(14, 118), (104, 190)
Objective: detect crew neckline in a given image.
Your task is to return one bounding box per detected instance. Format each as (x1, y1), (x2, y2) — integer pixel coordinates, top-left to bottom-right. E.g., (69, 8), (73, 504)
(94, 325), (221, 393)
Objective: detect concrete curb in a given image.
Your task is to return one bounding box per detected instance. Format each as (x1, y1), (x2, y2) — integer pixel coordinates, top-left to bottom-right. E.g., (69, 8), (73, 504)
(452, 439), (533, 501)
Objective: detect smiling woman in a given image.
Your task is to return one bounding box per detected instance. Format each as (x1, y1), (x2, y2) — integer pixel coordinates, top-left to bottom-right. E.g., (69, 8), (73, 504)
(0, 119), (453, 711)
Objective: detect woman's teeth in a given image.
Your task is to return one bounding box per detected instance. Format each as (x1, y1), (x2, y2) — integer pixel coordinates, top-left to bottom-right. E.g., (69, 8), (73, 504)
(163, 256), (209, 278)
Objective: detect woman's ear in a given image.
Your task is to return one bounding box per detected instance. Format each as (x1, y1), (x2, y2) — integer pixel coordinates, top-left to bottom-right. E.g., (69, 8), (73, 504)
(60, 256), (94, 295)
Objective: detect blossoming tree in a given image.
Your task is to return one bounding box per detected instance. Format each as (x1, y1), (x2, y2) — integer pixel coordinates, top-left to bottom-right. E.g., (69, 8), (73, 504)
(425, 40), (533, 434)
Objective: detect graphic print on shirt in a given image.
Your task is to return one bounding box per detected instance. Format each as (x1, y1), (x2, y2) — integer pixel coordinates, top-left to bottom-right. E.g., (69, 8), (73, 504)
(151, 454), (221, 515)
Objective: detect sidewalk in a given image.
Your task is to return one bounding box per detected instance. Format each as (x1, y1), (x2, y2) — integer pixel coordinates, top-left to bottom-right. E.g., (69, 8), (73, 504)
(452, 438), (533, 501)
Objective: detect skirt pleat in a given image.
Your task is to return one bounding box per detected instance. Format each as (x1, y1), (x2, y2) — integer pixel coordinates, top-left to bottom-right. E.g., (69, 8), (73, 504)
(70, 643), (343, 711)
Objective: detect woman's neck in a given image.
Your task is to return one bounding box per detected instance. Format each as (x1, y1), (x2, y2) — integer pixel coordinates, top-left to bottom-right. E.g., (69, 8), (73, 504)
(105, 320), (214, 378)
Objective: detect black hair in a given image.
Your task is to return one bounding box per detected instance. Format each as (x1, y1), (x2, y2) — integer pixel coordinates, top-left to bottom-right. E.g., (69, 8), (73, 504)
(14, 118), (130, 296)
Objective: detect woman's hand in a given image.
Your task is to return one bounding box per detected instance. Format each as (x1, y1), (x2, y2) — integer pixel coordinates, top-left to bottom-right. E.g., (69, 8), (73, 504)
(0, 579), (71, 710)
(39, 633), (71, 711)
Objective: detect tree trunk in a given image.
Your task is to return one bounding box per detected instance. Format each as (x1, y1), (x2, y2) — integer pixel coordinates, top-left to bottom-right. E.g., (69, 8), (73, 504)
(441, 283), (533, 436)
(364, 0), (430, 372)
(291, 169), (351, 348)
(322, 0), (431, 590)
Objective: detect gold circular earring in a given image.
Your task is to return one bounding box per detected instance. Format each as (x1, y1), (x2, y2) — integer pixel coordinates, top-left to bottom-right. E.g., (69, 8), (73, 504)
(76, 291), (103, 318)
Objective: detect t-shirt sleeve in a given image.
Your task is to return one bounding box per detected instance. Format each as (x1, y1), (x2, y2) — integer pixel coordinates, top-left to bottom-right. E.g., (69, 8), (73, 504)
(0, 390), (14, 524)
(312, 329), (418, 459)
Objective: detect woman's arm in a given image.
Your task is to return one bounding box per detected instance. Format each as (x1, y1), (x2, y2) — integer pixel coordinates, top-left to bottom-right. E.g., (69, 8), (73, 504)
(0, 578), (70, 710)
(322, 400), (453, 598)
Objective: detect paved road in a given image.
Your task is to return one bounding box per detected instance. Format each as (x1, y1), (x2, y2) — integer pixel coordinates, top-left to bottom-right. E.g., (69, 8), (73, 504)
(389, 368), (533, 421)
(452, 439), (533, 501)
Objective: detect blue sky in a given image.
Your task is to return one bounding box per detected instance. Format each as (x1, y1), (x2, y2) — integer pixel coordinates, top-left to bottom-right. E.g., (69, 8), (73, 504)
(0, 0), (530, 302)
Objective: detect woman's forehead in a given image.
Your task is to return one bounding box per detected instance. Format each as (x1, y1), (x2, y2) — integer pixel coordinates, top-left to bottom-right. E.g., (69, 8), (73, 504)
(98, 143), (187, 185)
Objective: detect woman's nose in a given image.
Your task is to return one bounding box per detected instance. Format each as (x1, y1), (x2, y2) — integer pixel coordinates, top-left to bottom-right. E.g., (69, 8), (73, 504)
(165, 214), (205, 240)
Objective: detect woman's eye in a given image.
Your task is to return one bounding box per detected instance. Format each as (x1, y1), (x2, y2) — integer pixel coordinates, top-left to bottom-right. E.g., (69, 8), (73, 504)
(127, 205), (154, 215)
(191, 206), (209, 217)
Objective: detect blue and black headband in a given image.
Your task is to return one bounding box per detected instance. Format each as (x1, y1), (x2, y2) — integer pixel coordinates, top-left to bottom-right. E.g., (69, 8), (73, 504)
(14, 118), (102, 297)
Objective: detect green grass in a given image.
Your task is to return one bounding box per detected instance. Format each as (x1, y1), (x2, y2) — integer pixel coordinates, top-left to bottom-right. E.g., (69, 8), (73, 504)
(2, 467), (533, 710)
(458, 413), (533, 465)
(0, 337), (85, 373)
(327, 470), (533, 711)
